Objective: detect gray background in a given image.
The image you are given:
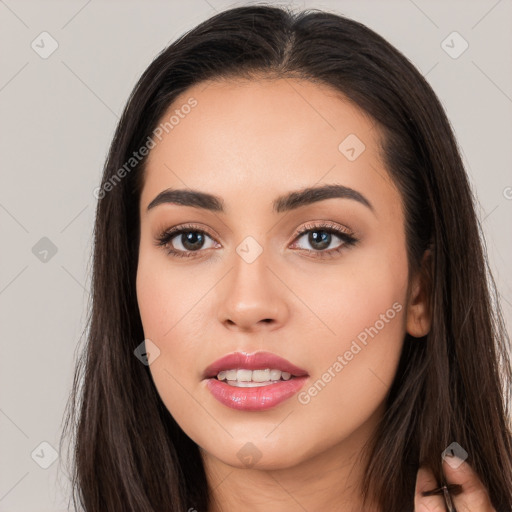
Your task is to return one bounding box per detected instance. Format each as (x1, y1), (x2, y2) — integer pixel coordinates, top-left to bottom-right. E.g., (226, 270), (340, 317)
(1, 0), (511, 510)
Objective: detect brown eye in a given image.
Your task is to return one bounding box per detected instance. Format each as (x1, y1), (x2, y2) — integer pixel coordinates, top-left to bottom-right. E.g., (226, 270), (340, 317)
(155, 224), (218, 258)
(290, 222), (358, 259)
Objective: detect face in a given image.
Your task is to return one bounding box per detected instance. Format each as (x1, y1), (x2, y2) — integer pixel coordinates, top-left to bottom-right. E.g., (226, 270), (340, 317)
(136, 77), (414, 472)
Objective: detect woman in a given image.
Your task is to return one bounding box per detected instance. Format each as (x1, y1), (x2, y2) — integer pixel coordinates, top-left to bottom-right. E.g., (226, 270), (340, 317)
(60, 5), (512, 511)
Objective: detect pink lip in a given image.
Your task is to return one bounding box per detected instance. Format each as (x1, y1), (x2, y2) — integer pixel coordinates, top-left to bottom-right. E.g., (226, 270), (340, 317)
(203, 351), (309, 411)
(206, 376), (308, 411)
(202, 351), (308, 379)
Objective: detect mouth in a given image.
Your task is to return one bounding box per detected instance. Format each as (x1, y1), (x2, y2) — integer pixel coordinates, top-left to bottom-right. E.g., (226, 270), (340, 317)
(203, 352), (309, 411)
(202, 351), (309, 410)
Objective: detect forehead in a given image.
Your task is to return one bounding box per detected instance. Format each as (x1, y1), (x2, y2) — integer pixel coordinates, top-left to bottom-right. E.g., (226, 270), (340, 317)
(140, 77), (397, 216)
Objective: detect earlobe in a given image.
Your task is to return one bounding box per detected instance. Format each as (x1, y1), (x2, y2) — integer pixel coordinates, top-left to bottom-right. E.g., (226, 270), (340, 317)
(406, 249), (432, 338)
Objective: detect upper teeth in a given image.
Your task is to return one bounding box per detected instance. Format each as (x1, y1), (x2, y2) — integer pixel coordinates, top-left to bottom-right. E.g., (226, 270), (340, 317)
(217, 369), (292, 382)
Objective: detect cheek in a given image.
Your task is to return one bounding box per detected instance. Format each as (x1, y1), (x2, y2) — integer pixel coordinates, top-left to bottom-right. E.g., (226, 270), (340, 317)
(295, 239), (408, 430)
(291, 236), (408, 348)
(136, 246), (208, 340)
(136, 251), (212, 427)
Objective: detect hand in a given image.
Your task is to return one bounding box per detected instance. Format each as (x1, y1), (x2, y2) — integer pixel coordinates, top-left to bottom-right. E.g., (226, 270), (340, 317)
(414, 454), (496, 511)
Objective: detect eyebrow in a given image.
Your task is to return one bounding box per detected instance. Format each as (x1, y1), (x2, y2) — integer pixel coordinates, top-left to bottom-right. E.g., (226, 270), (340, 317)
(146, 183), (374, 214)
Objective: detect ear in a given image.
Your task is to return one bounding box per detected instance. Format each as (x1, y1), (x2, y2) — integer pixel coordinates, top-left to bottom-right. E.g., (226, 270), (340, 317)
(406, 249), (432, 338)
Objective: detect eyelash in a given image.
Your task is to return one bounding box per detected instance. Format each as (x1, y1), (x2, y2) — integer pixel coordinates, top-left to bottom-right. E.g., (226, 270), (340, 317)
(154, 221), (358, 260)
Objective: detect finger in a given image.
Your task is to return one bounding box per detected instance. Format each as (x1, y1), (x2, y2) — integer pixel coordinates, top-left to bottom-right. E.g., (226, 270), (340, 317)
(415, 465), (446, 512)
(442, 454), (495, 511)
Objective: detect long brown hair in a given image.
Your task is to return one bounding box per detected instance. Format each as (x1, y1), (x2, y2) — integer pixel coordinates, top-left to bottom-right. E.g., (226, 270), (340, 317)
(60, 5), (512, 511)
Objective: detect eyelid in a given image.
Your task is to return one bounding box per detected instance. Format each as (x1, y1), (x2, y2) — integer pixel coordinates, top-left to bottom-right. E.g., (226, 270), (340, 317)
(291, 220), (355, 239)
(156, 220), (354, 243)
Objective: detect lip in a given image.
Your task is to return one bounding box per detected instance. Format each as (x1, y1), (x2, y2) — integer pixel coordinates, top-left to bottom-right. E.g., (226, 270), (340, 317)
(202, 351), (308, 379)
(206, 376), (309, 411)
(203, 351), (309, 411)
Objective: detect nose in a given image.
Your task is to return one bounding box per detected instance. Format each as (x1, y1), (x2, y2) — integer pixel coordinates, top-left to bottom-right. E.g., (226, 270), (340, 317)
(217, 248), (289, 333)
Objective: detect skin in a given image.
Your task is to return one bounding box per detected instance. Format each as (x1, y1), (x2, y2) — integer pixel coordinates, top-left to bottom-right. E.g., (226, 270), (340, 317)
(416, 457), (495, 511)
(135, 77), (493, 511)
